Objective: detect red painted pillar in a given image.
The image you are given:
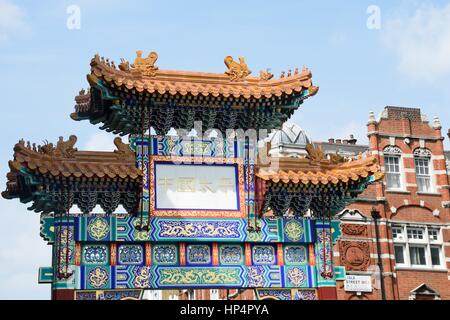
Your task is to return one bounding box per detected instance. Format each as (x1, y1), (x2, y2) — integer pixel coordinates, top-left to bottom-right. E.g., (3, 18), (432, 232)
(317, 287), (338, 300)
(52, 289), (75, 300)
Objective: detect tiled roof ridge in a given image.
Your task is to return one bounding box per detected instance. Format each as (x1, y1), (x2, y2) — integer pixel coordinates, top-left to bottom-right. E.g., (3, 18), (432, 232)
(256, 154), (382, 185)
(86, 53), (319, 99)
(8, 136), (141, 180)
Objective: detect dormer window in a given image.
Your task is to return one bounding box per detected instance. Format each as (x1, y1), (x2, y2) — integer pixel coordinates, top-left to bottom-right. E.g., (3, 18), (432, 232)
(383, 146), (403, 190)
(414, 148), (433, 193)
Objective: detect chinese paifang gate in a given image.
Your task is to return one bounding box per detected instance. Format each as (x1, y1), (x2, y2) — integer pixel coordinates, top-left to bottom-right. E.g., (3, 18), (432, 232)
(2, 51), (383, 300)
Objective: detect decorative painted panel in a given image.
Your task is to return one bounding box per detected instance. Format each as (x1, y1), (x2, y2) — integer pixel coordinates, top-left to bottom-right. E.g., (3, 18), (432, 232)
(294, 289), (318, 300)
(75, 216), (318, 243)
(80, 266), (112, 290)
(131, 136), (239, 158)
(247, 265), (283, 287)
(251, 245), (276, 265)
(118, 244), (144, 265)
(256, 289), (318, 300)
(153, 244), (178, 265)
(219, 245), (244, 265)
(75, 289), (143, 300)
(152, 218), (245, 241)
(284, 265), (309, 288)
(77, 265), (316, 289)
(315, 224), (336, 287)
(284, 245), (308, 265)
(186, 244), (211, 265)
(40, 215), (54, 243)
(82, 245), (109, 265)
(155, 266), (244, 288)
(116, 266), (152, 289)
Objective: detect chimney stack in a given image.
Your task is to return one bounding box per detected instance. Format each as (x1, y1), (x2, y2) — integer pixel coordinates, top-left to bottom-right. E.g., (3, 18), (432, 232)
(348, 134), (357, 145)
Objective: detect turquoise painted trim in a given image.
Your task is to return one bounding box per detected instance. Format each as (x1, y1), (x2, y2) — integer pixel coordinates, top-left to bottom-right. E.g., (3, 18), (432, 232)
(75, 216), (317, 243)
(335, 266), (346, 281)
(38, 267), (53, 283)
(77, 265), (315, 290)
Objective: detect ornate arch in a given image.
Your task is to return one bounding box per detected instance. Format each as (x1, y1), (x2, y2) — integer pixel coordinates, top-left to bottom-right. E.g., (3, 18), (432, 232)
(413, 148), (432, 157)
(383, 145), (402, 155)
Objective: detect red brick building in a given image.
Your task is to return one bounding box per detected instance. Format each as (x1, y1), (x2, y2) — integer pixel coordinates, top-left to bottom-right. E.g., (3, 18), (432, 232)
(327, 106), (450, 300)
(178, 106), (450, 300)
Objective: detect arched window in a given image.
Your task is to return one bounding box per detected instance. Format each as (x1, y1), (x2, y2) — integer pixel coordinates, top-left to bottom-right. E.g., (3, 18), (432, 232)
(414, 148), (433, 192)
(383, 146), (403, 190)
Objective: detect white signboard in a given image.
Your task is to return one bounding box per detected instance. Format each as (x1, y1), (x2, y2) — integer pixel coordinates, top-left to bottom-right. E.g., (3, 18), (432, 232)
(154, 163), (240, 211)
(344, 275), (373, 292)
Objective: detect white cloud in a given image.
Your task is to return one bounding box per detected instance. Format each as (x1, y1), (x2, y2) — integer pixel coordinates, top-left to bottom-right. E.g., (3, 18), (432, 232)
(0, 0), (26, 42)
(382, 3), (450, 82)
(83, 131), (118, 151)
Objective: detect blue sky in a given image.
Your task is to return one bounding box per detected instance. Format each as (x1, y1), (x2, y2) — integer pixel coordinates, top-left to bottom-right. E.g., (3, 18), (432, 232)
(1, 0), (450, 299)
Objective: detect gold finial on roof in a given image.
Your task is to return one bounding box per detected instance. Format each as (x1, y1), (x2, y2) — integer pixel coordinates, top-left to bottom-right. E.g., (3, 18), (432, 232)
(330, 152), (345, 164)
(114, 137), (135, 160)
(305, 143), (325, 163)
(259, 68), (273, 81)
(224, 55), (251, 81)
(131, 50), (159, 77)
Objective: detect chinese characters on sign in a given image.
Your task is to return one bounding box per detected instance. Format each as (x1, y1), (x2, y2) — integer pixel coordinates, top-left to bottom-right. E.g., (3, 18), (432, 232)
(154, 163), (239, 211)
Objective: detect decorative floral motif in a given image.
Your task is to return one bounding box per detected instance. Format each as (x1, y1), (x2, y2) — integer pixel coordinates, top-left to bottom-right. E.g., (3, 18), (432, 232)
(247, 266), (265, 287)
(284, 220), (304, 241)
(88, 267), (109, 288)
(132, 266), (152, 288)
(87, 217), (109, 241)
(246, 230), (264, 242)
(187, 245), (211, 265)
(252, 245), (275, 265)
(132, 219), (150, 241)
(157, 267), (242, 286)
(219, 245), (243, 265)
(59, 226), (73, 244)
(342, 224), (367, 236)
(56, 246), (74, 263)
(119, 245), (144, 265)
(285, 246), (307, 264)
(257, 289), (291, 300)
(286, 266), (307, 287)
(157, 220), (241, 239)
(154, 245), (177, 264)
(294, 289), (317, 300)
(83, 245), (108, 265)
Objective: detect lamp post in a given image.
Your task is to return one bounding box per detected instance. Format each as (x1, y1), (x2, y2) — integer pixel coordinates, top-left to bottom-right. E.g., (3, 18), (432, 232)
(371, 207), (386, 300)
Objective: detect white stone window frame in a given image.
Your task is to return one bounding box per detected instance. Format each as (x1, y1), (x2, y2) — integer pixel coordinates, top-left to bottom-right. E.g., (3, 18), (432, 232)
(392, 224), (445, 270)
(383, 146), (406, 191)
(413, 148), (435, 193)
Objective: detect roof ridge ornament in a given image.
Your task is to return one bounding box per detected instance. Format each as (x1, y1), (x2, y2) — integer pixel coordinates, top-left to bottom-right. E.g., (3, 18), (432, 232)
(224, 55), (251, 81)
(24, 135), (78, 158)
(305, 143), (325, 163)
(130, 50), (159, 77)
(54, 135), (78, 158)
(259, 68), (273, 81)
(114, 137), (135, 159)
